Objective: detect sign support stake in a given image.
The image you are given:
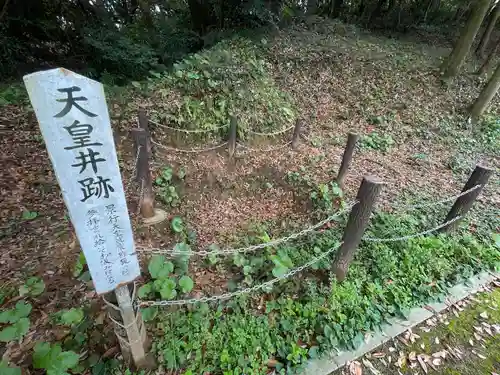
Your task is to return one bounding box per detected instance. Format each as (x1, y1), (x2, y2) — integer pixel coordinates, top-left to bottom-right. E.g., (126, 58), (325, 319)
(114, 284), (148, 368)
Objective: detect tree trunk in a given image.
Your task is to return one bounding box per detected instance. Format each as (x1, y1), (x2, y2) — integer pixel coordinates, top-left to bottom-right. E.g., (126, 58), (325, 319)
(307, 0), (317, 15)
(332, 0), (344, 18)
(368, 0), (387, 24)
(478, 38), (500, 75)
(470, 60), (500, 120)
(441, 0), (491, 78)
(476, 4), (500, 58)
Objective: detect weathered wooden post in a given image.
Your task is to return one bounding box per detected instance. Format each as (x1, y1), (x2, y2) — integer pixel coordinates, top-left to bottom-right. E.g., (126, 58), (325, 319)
(291, 119), (303, 150)
(135, 129), (154, 219)
(336, 132), (360, 186)
(440, 164), (493, 232)
(138, 107), (151, 154)
(131, 128), (167, 225)
(333, 176), (383, 281)
(228, 116), (238, 159)
(24, 68), (148, 368)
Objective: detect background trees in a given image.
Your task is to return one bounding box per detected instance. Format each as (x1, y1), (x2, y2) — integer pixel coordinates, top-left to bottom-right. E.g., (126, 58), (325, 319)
(1, 0), (500, 91)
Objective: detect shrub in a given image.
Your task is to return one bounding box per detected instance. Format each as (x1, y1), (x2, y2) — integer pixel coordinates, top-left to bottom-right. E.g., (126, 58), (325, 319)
(148, 37), (296, 134)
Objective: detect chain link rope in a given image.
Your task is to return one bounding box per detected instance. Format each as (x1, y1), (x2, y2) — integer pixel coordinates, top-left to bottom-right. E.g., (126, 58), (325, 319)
(363, 215), (462, 243)
(124, 145), (141, 193)
(149, 118), (229, 134)
(135, 202), (357, 256)
(151, 138), (228, 153)
(391, 185), (482, 211)
(138, 241), (343, 307)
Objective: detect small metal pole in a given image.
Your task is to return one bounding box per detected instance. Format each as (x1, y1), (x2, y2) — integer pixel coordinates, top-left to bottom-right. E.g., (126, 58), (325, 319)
(114, 284), (148, 368)
(333, 176), (383, 281)
(336, 132), (360, 186)
(440, 164), (493, 232)
(291, 119), (303, 150)
(138, 107), (151, 155)
(135, 129), (155, 218)
(228, 116), (237, 159)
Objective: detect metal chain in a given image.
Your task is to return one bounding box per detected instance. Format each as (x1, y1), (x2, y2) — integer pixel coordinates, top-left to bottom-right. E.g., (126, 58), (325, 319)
(392, 185), (482, 211)
(245, 125), (295, 137)
(151, 138), (228, 153)
(137, 241), (343, 307)
(149, 118), (229, 134)
(124, 145), (142, 193)
(237, 141), (292, 153)
(135, 202), (357, 256)
(363, 215), (462, 243)
(136, 179), (144, 215)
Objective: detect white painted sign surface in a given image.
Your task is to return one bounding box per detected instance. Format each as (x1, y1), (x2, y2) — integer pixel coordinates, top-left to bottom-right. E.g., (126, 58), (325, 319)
(24, 68), (140, 294)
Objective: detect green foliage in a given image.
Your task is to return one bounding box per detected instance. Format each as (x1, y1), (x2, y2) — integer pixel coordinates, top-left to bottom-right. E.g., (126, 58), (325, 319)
(171, 217), (184, 233)
(143, 252), (195, 301)
(19, 276), (45, 297)
(178, 276), (194, 293)
(73, 253), (87, 278)
(57, 308), (85, 326)
(33, 342), (79, 375)
(360, 132), (395, 152)
(155, 167), (181, 207)
(0, 302), (31, 342)
(21, 210), (38, 221)
(310, 181), (343, 212)
(151, 207), (499, 374)
(0, 84), (27, 106)
(148, 256), (174, 279)
(0, 301), (32, 323)
(0, 360), (21, 375)
(150, 38), (296, 135)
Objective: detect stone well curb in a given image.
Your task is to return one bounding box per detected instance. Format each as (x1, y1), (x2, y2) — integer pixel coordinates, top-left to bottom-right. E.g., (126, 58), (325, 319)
(303, 270), (499, 375)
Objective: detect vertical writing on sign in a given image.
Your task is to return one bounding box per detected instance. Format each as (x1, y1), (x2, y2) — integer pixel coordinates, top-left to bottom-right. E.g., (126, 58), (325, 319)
(24, 68), (140, 294)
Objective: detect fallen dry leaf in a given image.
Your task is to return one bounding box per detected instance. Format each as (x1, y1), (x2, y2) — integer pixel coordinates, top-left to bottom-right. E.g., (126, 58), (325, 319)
(417, 355), (428, 374)
(348, 361), (362, 375)
(408, 351), (417, 361)
(372, 352), (385, 359)
(362, 358), (380, 375)
(479, 311), (488, 319)
(432, 358), (442, 366)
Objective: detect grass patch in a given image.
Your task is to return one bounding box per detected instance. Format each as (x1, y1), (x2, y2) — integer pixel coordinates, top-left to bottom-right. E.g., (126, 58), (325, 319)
(147, 207), (499, 374)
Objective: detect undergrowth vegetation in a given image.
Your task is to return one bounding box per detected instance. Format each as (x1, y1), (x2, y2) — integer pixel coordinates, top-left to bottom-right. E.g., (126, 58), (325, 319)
(143, 38), (296, 134)
(145, 204), (499, 375)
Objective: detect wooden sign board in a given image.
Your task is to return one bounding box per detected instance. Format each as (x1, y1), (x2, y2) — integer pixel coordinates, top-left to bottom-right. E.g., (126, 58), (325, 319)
(24, 68), (140, 294)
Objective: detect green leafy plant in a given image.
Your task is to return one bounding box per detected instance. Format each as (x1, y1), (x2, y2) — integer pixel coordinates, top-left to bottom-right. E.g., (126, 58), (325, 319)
(73, 253), (87, 278)
(271, 250), (293, 277)
(0, 302), (32, 342)
(171, 217), (184, 233)
(57, 308), (84, 326)
(310, 181), (343, 212)
(19, 276), (45, 297)
(143, 254), (195, 300)
(360, 132), (394, 152)
(155, 167), (180, 207)
(21, 210), (38, 220)
(178, 276), (194, 293)
(0, 360), (21, 375)
(33, 342), (79, 375)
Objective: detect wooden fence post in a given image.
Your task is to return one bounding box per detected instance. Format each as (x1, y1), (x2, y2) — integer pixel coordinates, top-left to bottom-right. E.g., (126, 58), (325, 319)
(291, 119), (303, 149)
(114, 284), (149, 368)
(440, 164), (493, 232)
(336, 132), (360, 186)
(228, 116), (237, 159)
(138, 107), (151, 154)
(133, 129), (155, 218)
(333, 176), (383, 281)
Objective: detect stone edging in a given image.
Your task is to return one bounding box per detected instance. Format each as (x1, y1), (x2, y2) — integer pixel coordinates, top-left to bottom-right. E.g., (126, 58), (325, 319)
(303, 270), (499, 375)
